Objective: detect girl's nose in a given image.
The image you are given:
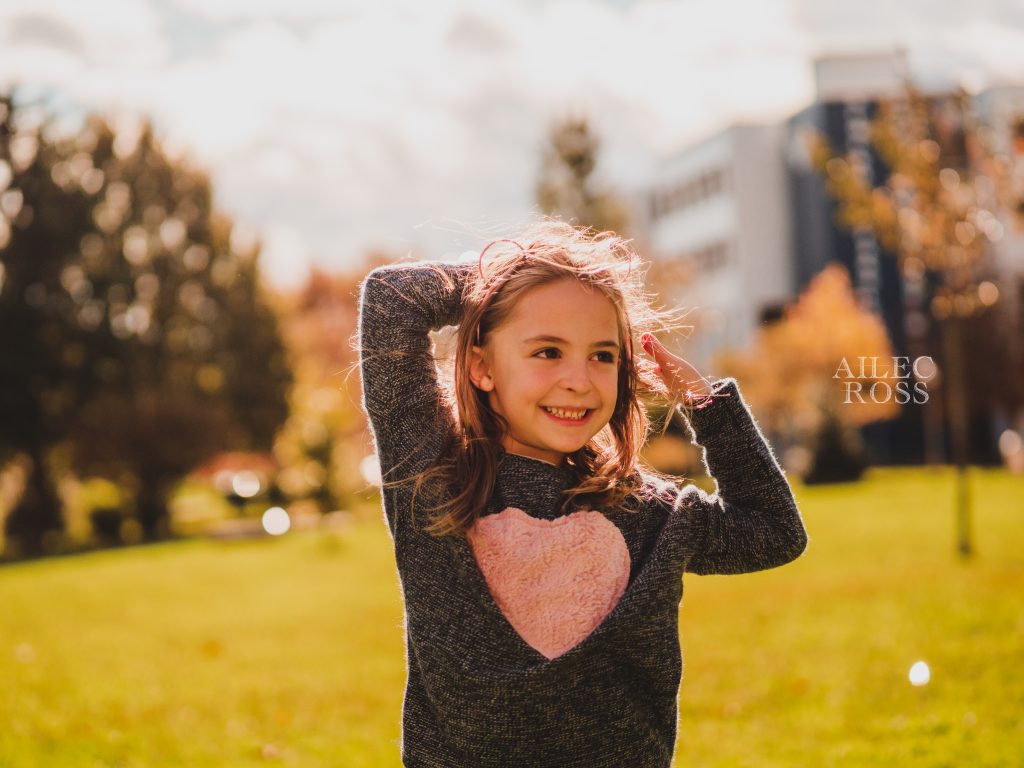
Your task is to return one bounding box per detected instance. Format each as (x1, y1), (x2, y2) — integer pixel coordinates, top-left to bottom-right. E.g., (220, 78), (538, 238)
(559, 361), (593, 391)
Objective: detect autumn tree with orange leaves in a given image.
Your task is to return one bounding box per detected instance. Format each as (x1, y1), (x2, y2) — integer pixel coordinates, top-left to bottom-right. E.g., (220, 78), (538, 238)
(715, 263), (899, 482)
(268, 249), (411, 518)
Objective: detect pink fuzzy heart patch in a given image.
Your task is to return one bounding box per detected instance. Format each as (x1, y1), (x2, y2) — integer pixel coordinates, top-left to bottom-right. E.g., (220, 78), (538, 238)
(467, 507), (630, 660)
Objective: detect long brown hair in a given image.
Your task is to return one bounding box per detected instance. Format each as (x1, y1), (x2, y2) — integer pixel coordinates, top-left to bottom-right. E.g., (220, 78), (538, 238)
(365, 218), (696, 538)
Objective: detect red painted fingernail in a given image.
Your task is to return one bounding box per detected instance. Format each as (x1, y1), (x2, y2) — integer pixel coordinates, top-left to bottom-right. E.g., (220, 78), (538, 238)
(640, 333), (655, 354)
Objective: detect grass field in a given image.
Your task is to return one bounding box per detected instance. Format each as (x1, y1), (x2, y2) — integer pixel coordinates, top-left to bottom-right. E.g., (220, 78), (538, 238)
(1, 466), (1021, 767)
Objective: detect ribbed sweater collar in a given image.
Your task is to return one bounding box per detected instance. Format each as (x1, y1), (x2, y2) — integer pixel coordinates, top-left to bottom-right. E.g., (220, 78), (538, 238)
(493, 450), (577, 520)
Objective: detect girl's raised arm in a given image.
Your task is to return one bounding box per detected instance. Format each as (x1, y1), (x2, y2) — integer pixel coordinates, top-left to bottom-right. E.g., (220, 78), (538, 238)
(671, 377), (810, 575)
(358, 261), (471, 501)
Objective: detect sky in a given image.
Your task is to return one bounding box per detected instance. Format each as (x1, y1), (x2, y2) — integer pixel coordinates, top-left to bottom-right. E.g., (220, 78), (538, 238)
(2, 0), (1023, 288)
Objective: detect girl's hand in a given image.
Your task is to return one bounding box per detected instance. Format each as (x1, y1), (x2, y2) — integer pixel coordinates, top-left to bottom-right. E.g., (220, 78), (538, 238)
(640, 333), (714, 405)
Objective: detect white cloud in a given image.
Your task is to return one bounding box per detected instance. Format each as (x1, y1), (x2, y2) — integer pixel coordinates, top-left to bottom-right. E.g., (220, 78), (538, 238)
(1, 0), (1023, 287)
(790, 0), (1024, 84)
(0, 0), (168, 73)
(167, 0), (471, 23)
(257, 222), (312, 288)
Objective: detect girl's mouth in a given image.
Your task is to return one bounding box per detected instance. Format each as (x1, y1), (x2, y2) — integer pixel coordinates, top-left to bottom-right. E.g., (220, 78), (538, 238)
(541, 406), (594, 425)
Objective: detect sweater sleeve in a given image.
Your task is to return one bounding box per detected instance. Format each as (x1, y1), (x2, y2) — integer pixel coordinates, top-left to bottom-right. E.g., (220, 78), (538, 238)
(671, 377), (809, 575)
(357, 260), (472, 502)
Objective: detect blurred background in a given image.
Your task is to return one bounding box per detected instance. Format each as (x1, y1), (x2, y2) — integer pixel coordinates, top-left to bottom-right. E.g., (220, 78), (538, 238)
(1, 2), (1022, 766)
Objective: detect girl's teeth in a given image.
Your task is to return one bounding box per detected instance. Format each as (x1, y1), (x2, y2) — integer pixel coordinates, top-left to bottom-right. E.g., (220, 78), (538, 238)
(545, 407), (586, 420)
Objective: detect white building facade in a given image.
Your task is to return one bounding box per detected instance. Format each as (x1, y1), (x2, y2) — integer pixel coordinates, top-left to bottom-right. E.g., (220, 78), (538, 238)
(633, 123), (793, 374)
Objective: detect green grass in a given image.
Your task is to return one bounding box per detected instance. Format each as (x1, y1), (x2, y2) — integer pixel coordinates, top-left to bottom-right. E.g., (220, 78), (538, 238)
(0, 467), (1021, 767)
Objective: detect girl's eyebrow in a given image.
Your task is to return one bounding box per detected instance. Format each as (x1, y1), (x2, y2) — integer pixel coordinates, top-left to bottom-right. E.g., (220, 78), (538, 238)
(522, 334), (620, 350)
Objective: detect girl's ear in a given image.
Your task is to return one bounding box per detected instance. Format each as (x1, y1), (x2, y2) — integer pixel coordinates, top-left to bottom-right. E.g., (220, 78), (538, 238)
(469, 345), (494, 392)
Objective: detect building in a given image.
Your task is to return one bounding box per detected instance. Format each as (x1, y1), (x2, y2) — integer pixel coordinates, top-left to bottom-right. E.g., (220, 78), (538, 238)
(635, 51), (1023, 465)
(633, 122), (793, 376)
(785, 50), (930, 464)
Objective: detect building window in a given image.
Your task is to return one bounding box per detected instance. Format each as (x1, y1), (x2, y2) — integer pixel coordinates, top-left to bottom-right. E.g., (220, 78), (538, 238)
(675, 240), (730, 273)
(650, 166), (729, 222)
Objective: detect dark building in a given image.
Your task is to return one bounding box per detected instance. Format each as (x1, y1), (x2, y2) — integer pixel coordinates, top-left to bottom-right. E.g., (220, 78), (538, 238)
(784, 54), (1006, 466)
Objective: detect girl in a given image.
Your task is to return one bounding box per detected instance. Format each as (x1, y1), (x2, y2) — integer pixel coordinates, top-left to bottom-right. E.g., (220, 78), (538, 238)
(357, 219), (808, 768)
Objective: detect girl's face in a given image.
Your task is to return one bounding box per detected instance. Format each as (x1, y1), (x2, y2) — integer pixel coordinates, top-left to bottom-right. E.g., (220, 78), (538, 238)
(469, 278), (622, 467)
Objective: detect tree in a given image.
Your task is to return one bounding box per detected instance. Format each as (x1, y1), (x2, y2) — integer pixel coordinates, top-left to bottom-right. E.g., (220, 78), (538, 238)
(270, 265), (370, 516)
(536, 115), (630, 234)
(715, 264), (899, 482)
(807, 83), (1024, 556)
(0, 89), (291, 555)
(0, 91), (103, 554)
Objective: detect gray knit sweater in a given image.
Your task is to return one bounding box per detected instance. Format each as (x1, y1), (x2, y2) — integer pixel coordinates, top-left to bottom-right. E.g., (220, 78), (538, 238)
(358, 260), (808, 768)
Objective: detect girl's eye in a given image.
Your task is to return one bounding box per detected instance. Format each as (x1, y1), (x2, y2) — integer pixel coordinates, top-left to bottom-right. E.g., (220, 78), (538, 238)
(534, 348), (617, 364)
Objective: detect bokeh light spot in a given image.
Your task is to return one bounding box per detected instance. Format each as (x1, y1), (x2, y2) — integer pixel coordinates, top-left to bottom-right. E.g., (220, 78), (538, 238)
(232, 470), (261, 499)
(262, 506), (290, 536)
(909, 660), (930, 686)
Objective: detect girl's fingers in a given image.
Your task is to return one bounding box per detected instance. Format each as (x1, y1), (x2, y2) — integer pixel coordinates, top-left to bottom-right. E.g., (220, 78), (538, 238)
(640, 333), (655, 356)
(640, 333), (710, 396)
(641, 333), (682, 367)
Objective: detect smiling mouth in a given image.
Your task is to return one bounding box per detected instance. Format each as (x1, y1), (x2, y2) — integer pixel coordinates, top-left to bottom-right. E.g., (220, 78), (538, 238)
(541, 406), (594, 423)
